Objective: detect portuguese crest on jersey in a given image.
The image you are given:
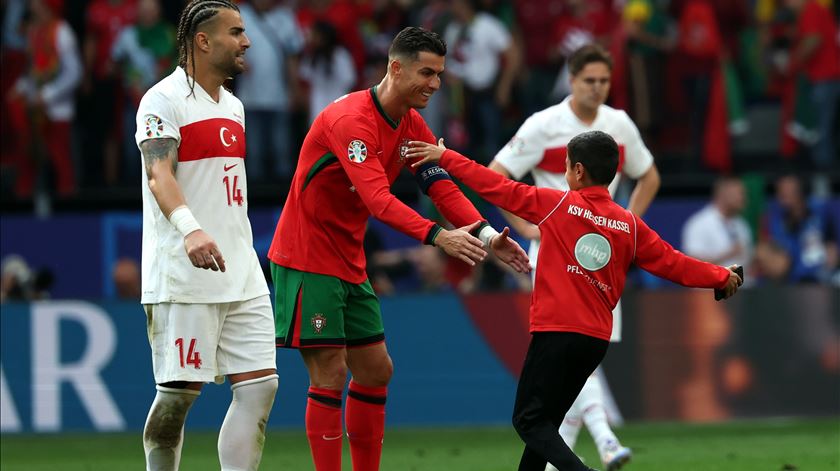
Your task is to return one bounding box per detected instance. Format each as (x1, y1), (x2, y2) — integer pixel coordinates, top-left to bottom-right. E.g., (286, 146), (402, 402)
(348, 139), (368, 163)
(311, 313), (327, 334)
(144, 114), (164, 138)
(398, 138), (411, 163)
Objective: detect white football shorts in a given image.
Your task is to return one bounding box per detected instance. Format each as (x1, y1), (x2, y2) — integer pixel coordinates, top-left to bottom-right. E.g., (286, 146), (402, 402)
(144, 295), (276, 384)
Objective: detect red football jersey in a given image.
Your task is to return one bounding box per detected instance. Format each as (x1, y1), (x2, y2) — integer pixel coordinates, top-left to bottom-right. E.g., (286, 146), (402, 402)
(439, 149), (730, 340)
(269, 88), (483, 283)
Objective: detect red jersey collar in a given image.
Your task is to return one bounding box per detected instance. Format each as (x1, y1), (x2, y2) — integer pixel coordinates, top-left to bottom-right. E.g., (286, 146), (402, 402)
(369, 86), (400, 130)
(577, 185), (611, 199)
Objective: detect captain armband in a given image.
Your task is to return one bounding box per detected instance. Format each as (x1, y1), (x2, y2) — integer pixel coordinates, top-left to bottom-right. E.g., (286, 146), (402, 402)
(168, 205), (202, 237)
(414, 162), (452, 194)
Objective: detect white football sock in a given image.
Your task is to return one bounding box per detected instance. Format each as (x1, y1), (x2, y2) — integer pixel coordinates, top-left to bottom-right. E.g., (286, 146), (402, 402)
(593, 366), (624, 426)
(143, 386), (200, 471)
(559, 400), (582, 450)
(577, 376), (620, 456)
(218, 374), (278, 471)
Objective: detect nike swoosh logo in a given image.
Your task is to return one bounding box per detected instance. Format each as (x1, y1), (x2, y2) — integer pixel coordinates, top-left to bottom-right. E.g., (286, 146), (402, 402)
(322, 434), (343, 441)
(223, 164), (237, 171)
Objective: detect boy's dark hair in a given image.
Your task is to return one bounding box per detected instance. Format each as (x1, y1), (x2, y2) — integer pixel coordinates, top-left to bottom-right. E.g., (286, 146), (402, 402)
(176, 0), (239, 96)
(388, 27), (447, 61)
(567, 131), (619, 185)
(568, 44), (613, 76)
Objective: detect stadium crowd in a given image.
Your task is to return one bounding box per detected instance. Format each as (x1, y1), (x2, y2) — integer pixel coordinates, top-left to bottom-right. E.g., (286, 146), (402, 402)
(0, 0), (838, 296)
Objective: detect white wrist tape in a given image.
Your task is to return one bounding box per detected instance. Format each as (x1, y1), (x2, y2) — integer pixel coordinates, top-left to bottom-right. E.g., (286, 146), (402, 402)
(477, 225), (500, 248)
(168, 205), (202, 237)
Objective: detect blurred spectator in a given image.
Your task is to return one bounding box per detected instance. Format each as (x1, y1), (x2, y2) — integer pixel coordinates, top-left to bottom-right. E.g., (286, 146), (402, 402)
(1, 254), (32, 301)
(236, 0), (304, 182)
(672, 0), (722, 165)
(444, 0), (519, 162)
(622, 0), (676, 143)
(2, 0), (29, 188)
(82, 0), (137, 186)
(409, 245), (452, 293)
(780, 0), (840, 171)
(296, 0), (368, 86)
(110, 0), (175, 183)
(756, 174), (839, 283)
(413, 0), (453, 137)
(361, 0), (411, 60)
(682, 176), (754, 281)
(0, 254), (53, 301)
(299, 20), (355, 124)
(7, 0), (81, 198)
(112, 256), (140, 299)
(548, 0), (614, 99)
(513, 0), (565, 115)
(364, 227), (415, 296)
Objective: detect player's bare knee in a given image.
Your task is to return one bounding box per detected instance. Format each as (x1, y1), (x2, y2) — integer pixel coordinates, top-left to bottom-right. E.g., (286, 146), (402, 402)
(349, 353), (393, 387)
(145, 387), (199, 448)
(312, 360), (348, 389)
(371, 355), (394, 385)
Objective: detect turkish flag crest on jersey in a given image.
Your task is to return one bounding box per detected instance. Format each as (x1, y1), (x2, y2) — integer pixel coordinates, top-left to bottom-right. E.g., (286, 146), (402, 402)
(178, 118), (246, 162)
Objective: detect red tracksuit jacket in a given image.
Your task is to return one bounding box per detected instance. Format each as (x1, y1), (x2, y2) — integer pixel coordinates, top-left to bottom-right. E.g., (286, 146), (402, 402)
(439, 149), (731, 341)
(269, 88), (483, 283)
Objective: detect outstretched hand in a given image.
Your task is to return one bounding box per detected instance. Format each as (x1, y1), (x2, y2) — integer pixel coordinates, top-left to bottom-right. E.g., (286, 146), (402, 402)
(490, 227), (531, 274)
(720, 264), (743, 299)
(406, 138), (447, 168)
(434, 221), (487, 266)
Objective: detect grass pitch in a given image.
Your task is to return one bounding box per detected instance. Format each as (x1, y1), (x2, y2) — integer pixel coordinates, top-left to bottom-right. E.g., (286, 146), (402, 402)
(1, 418), (837, 470)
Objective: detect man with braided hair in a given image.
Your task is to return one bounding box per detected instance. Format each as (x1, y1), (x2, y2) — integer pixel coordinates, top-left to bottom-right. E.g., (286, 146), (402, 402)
(136, 1), (277, 469)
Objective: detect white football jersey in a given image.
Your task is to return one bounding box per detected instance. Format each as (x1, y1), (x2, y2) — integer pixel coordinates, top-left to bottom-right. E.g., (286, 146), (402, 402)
(493, 96), (653, 342)
(494, 95), (654, 264)
(136, 67), (268, 304)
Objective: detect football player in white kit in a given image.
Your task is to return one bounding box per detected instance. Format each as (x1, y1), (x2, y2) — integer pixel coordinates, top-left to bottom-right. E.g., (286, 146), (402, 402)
(136, 1), (277, 469)
(490, 44), (661, 471)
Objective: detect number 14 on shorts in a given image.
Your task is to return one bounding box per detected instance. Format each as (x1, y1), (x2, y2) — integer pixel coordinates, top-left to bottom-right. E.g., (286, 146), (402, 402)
(175, 338), (202, 369)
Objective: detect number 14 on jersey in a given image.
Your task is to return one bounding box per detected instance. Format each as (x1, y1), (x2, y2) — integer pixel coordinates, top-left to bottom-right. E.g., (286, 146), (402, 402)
(175, 337), (202, 369)
(223, 175), (244, 206)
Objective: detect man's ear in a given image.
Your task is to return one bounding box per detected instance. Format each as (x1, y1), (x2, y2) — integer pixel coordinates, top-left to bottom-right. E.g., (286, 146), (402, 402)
(574, 162), (585, 182)
(195, 31), (211, 53)
(388, 58), (402, 77)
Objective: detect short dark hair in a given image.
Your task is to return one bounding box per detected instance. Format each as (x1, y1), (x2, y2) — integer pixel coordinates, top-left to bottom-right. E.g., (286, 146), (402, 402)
(388, 27), (447, 62)
(712, 176), (743, 196)
(567, 131), (619, 185)
(568, 44), (613, 76)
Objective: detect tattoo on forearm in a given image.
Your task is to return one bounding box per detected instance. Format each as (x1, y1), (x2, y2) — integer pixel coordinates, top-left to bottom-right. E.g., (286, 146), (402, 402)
(141, 138), (178, 176)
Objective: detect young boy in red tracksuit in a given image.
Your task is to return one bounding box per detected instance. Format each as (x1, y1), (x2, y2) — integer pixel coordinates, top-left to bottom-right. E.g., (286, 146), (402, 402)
(406, 130), (743, 471)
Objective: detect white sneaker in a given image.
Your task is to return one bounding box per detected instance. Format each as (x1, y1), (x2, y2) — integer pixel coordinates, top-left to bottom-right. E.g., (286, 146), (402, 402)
(600, 440), (632, 471)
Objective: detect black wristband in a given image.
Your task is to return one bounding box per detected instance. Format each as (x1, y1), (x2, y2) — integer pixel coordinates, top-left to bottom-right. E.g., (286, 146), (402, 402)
(471, 221), (491, 238)
(424, 224), (443, 246)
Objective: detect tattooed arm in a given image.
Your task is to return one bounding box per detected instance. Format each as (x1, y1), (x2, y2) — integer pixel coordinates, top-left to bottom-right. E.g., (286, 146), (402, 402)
(141, 138), (226, 271)
(141, 137), (186, 217)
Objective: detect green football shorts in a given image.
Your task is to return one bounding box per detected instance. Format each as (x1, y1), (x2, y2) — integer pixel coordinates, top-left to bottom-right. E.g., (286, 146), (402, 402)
(272, 263), (385, 348)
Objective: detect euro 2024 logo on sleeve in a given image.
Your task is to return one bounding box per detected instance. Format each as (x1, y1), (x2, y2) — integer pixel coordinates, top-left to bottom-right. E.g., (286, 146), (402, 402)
(574, 233), (611, 271)
(144, 115), (164, 138)
(348, 139), (368, 163)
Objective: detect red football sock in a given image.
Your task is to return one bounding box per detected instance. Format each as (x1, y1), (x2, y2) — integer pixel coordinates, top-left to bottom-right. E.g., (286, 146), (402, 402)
(345, 380), (387, 471)
(306, 387), (343, 471)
